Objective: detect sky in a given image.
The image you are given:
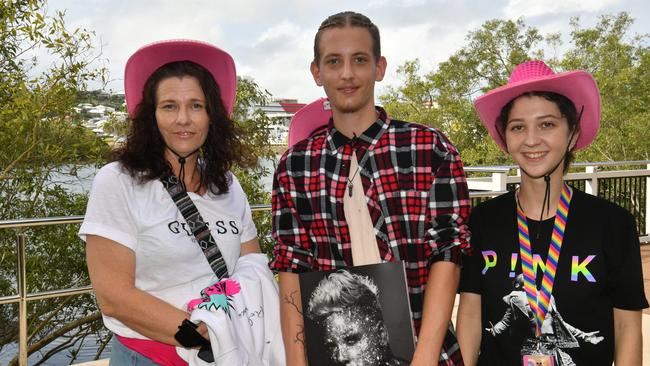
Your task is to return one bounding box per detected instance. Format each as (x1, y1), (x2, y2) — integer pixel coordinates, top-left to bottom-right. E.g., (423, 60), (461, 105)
(51, 0), (650, 103)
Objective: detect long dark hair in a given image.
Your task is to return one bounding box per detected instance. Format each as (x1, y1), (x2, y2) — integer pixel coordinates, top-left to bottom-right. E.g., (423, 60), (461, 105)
(110, 61), (247, 194)
(497, 91), (580, 173)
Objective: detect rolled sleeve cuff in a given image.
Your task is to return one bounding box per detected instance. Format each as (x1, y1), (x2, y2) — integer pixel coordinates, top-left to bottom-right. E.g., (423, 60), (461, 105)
(429, 244), (463, 266)
(269, 244), (315, 273)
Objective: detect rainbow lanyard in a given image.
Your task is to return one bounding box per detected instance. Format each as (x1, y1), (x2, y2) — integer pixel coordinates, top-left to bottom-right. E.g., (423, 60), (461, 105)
(516, 183), (572, 337)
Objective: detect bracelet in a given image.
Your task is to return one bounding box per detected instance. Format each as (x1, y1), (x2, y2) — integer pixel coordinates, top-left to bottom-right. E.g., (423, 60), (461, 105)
(174, 319), (206, 348)
(174, 319), (213, 362)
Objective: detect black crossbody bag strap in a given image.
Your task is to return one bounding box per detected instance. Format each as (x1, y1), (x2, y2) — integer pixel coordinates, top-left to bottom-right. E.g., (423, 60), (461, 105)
(161, 174), (229, 279)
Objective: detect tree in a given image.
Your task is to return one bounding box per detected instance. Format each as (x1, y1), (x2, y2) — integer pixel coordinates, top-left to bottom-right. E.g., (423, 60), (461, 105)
(1, 0), (110, 364)
(231, 77), (275, 255)
(381, 18), (545, 166)
(1, 2), (277, 364)
(99, 112), (129, 139)
(560, 13), (650, 162)
(380, 13), (650, 165)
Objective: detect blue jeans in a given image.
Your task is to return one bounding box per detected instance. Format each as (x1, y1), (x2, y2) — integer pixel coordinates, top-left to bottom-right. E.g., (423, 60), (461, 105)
(109, 336), (162, 366)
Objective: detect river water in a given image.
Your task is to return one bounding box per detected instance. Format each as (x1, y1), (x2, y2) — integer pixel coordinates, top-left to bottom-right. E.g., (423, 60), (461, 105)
(0, 336), (109, 365)
(49, 157), (278, 196)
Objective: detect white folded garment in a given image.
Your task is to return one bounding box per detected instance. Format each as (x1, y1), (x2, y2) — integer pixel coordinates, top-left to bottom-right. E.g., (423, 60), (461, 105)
(177, 253), (285, 366)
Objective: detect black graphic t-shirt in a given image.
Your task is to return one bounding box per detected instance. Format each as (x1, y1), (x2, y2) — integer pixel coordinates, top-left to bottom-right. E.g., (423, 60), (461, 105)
(460, 188), (648, 365)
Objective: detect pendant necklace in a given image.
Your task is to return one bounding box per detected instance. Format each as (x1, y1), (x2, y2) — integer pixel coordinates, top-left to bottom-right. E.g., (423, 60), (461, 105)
(346, 133), (361, 197)
(347, 164), (361, 197)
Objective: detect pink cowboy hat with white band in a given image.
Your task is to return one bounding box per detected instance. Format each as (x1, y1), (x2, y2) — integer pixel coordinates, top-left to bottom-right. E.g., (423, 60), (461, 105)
(124, 39), (237, 118)
(474, 60), (600, 152)
(288, 98), (332, 147)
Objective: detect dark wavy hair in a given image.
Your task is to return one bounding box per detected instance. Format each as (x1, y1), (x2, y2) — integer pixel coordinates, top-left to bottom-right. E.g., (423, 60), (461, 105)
(110, 61), (247, 194)
(313, 11), (381, 63)
(497, 91), (580, 174)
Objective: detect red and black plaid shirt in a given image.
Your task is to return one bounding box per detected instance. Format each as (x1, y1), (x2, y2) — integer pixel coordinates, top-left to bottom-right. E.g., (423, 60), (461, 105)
(271, 108), (471, 365)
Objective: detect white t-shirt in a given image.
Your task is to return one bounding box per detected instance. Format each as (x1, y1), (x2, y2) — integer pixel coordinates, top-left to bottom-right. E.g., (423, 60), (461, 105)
(78, 162), (258, 339)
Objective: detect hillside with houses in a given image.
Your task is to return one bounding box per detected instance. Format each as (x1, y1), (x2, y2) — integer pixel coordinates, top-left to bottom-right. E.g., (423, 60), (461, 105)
(76, 91), (306, 146)
(75, 90), (128, 143)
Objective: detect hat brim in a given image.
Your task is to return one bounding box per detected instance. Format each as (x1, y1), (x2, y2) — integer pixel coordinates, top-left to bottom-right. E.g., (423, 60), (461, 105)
(124, 39), (236, 118)
(473, 70), (600, 152)
(288, 98), (332, 147)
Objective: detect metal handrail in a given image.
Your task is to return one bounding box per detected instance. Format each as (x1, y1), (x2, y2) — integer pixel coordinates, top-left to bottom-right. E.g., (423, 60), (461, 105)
(0, 206), (272, 230)
(0, 206), (280, 365)
(2, 160), (650, 365)
(0, 216), (84, 229)
(7, 195), (519, 363)
(464, 159), (650, 172)
(0, 286), (94, 305)
(571, 160), (650, 167)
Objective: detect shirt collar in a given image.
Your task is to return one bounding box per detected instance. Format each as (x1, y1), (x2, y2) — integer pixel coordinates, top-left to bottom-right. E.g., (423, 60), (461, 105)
(327, 107), (389, 151)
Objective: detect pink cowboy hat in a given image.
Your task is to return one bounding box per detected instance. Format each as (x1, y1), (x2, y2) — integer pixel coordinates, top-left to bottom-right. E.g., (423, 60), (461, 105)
(288, 98), (332, 147)
(124, 39), (237, 118)
(474, 60), (600, 152)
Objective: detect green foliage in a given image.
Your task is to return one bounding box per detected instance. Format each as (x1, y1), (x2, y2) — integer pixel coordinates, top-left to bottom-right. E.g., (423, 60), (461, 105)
(1, 2), (277, 359)
(100, 113), (129, 138)
(232, 77), (275, 256)
(0, 0), (109, 180)
(1, 0), (109, 363)
(0, 187), (101, 365)
(560, 13), (650, 161)
(381, 18), (544, 165)
(381, 13), (650, 165)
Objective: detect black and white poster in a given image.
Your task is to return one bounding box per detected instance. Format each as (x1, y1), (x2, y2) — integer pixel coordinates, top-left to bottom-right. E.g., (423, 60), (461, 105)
(299, 261), (415, 366)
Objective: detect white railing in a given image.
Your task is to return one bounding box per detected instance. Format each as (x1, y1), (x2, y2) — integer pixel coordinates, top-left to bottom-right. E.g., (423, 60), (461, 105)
(465, 160), (650, 240)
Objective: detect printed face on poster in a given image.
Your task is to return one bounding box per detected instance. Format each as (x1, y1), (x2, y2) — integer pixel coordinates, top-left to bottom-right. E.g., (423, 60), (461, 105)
(299, 261), (415, 366)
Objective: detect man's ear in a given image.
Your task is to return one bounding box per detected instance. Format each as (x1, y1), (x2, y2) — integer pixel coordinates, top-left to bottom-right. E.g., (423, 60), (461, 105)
(375, 56), (387, 82)
(310, 61), (322, 86)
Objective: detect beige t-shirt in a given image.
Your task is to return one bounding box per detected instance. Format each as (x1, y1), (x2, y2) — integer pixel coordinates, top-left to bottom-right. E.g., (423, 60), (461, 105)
(343, 151), (381, 266)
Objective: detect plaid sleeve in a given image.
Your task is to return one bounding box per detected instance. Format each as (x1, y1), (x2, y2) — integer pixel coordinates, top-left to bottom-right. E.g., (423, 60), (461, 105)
(269, 154), (315, 273)
(425, 133), (472, 265)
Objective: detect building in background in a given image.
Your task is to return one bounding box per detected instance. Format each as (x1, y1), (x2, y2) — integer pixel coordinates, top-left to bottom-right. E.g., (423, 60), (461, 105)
(252, 98), (305, 145)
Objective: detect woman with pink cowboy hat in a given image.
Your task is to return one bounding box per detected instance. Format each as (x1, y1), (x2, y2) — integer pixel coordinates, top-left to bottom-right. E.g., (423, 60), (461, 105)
(79, 40), (268, 365)
(456, 60), (647, 365)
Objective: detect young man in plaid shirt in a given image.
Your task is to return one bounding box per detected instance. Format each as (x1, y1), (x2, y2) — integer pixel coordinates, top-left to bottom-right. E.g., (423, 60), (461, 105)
(271, 11), (471, 366)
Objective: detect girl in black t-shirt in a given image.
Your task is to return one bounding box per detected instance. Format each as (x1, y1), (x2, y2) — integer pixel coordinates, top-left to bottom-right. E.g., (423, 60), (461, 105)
(457, 60), (648, 365)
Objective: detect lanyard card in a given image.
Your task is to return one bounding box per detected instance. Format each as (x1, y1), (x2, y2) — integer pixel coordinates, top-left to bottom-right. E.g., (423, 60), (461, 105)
(523, 354), (554, 366)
